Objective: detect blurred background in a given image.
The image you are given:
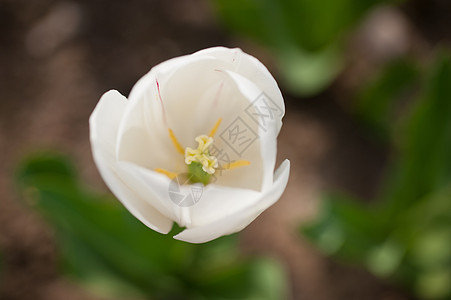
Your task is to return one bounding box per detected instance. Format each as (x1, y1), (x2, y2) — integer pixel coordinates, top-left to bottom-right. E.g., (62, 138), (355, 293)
(1, 0), (450, 299)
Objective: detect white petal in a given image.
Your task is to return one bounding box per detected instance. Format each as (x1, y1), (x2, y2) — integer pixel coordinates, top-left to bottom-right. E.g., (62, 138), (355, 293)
(193, 47), (285, 133)
(152, 56), (236, 147)
(116, 55), (268, 191)
(115, 161), (179, 223)
(128, 54), (211, 103)
(173, 160), (290, 243)
(215, 70), (280, 191)
(160, 60), (266, 191)
(89, 90), (173, 234)
(116, 56), (231, 172)
(187, 183), (261, 227)
(115, 160), (264, 229)
(178, 70), (284, 229)
(115, 69), (181, 172)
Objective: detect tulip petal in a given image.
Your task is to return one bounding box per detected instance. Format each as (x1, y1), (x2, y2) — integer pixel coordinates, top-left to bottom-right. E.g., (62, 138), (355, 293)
(214, 69), (280, 191)
(178, 70), (282, 230)
(193, 47), (285, 133)
(115, 161), (179, 223)
(128, 52), (222, 104)
(115, 161), (261, 229)
(116, 56), (230, 172)
(158, 58), (267, 190)
(117, 55), (267, 191)
(173, 159), (290, 243)
(115, 69), (180, 172)
(90, 90), (173, 234)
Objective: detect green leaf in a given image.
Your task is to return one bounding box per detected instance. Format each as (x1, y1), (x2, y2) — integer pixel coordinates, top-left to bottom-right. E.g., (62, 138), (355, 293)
(355, 58), (420, 141)
(366, 239), (404, 277)
(383, 52), (451, 213)
(211, 0), (394, 95)
(16, 153), (288, 299)
(248, 258), (288, 300)
(212, 0), (388, 50)
(416, 269), (451, 300)
(302, 51), (451, 299)
(411, 227), (451, 270)
(277, 0), (385, 51)
(276, 45), (343, 96)
(302, 193), (385, 261)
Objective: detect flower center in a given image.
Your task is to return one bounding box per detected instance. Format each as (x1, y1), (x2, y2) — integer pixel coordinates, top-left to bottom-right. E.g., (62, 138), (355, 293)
(185, 135), (218, 174)
(154, 118), (251, 185)
(184, 135), (218, 185)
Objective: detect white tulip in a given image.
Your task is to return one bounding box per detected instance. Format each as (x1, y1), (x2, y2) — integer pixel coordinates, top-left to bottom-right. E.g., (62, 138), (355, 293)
(89, 47), (290, 243)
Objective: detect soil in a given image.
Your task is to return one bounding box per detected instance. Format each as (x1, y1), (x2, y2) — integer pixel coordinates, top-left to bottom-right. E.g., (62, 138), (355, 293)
(1, 0), (447, 299)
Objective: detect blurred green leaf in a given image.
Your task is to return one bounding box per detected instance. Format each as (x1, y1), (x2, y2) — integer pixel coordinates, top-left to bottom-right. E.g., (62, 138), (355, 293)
(247, 258), (288, 300)
(303, 193), (385, 260)
(366, 238), (404, 277)
(277, 45), (343, 96)
(416, 269), (451, 300)
(211, 0), (393, 95)
(16, 153), (288, 300)
(383, 52), (451, 213)
(355, 58), (420, 141)
(277, 0), (384, 51)
(212, 0), (386, 50)
(301, 51), (451, 299)
(411, 226), (451, 270)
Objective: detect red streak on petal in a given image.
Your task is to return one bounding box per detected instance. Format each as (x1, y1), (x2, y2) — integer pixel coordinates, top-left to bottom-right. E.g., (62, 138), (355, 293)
(155, 78), (168, 126)
(156, 78), (163, 103)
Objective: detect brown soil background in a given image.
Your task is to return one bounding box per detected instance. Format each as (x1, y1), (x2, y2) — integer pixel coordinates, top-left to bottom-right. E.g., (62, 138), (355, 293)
(1, 0), (449, 299)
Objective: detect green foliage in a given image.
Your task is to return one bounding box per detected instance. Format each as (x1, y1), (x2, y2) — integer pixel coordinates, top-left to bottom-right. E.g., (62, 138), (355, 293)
(355, 58), (421, 141)
(302, 52), (451, 299)
(16, 153), (288, 300)
(211, 0), (393, 95)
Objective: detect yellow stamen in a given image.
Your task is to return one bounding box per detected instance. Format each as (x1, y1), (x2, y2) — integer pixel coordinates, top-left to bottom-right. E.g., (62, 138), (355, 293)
(209, 118), (222, 137)
(154, 168), (177, 179)
(168, 128), (184, 155)
(223, 160), (251, 170)
(185, 135), (218, 175)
